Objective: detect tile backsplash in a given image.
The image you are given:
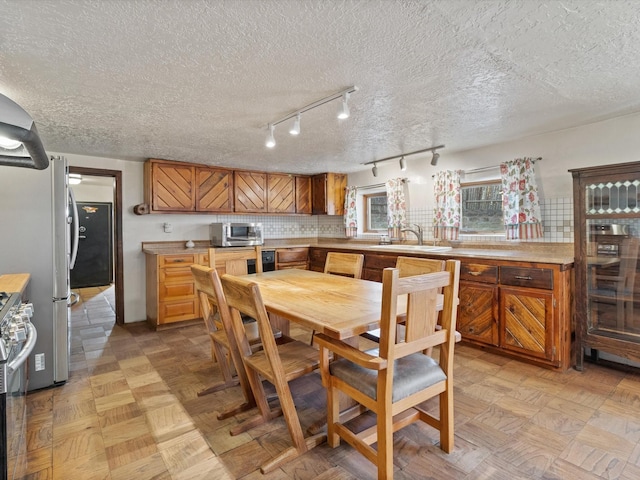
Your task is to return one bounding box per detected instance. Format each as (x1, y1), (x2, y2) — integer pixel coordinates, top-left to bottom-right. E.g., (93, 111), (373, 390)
(211, 197), (575, 243)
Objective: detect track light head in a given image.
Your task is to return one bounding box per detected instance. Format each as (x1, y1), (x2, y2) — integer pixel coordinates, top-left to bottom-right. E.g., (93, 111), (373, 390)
(289, 114), (301, 136)
(265, 124), (276, 148)
(372, 163), (378, 177)
(399, 156), (406, 171)
(337, 92), (350, 119)
(431, 151), (440, 166)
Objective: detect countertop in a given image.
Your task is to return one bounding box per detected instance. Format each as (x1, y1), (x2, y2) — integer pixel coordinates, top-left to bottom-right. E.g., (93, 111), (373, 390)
(142, 239), (575, 266)
(0, 273), (31, 296)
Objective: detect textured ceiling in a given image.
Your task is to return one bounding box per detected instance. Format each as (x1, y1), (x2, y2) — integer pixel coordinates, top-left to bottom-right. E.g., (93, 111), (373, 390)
(2, 0), (640, 174)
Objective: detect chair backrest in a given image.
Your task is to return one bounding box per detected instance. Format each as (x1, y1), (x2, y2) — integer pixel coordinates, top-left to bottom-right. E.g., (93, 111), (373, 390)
(220, 274), (282, 375)
(324, 252), (364, 279)
(191, 264), (252, 353)
(209, 246), (263, 275)
(395, 256), (445, 278)
(378, 260), (460, 369)
(619, 237), (640, 294)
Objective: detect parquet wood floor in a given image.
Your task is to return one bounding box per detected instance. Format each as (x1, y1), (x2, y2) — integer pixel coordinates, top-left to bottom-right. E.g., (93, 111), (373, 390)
(22, 286), (640, 479)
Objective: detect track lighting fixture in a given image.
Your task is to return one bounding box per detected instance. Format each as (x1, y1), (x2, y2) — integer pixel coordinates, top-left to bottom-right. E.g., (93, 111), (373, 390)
(265, 124), (276, 148)
(264, 86), (357, 148)
(289, 114), (301, 135)
(362, 145), (445, 172)
(337, 92), (350, 119)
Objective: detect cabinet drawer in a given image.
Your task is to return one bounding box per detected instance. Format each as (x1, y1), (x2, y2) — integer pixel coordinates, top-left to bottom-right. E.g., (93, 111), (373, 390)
(460, 263), (498, 283)
(160, 281), (196, 301)
(276, 248), (309, 264)
(158, 299), (199, 324)
(364, 254), (398, 270)
(159, 265), (195, 283)
(159, 254), (197, 266)
(500, 266), (553, 290)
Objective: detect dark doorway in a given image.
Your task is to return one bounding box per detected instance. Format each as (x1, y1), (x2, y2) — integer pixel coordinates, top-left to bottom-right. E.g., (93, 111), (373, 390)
(69, 167), (124, 325)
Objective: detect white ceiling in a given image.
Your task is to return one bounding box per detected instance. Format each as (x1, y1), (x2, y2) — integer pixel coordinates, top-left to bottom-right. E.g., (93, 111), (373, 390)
(2, 0), (640, 174)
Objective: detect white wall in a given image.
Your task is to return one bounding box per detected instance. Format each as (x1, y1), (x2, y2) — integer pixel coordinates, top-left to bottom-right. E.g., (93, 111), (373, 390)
(348, 111), (640, 207)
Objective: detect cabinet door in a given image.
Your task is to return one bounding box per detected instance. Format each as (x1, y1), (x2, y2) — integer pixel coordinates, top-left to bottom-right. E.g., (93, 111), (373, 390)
(267, 174), (296, 213)
(295, 176), (312, 214)
(275, 248), (309, 270)
(196, 167), (234, 212)
(458, 281), (499, 346)
(312, 173), (328, 215)
(500, 286), (554, 361)
(149, 161), (195, 212)
(234, 171), (267, 213)
(328, 173), (347, 216)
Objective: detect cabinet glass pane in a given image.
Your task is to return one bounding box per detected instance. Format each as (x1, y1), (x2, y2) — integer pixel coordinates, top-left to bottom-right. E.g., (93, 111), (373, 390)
(586, 180), (640, 214)
(586, 218), (640, 338)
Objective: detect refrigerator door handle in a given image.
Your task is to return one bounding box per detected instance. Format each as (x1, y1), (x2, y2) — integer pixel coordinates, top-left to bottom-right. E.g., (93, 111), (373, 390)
(69, 186), (79, 270)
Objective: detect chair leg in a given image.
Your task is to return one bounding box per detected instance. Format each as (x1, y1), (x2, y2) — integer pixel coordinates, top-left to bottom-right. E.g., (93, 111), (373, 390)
(377, 404), (394, 480)
(326, 381), (341, 448)
(197, 377), (239, 397)
(310, 329), (316, 346)
(439, 386), (454, 453)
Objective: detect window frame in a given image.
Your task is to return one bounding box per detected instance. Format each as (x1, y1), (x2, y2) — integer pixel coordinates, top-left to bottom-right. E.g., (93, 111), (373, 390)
(362, 192), (388, 233)
(460, 179), (504, 234)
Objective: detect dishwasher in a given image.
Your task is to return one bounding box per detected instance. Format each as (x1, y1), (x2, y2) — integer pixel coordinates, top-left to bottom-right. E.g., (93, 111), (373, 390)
(247, 249), (276, 273)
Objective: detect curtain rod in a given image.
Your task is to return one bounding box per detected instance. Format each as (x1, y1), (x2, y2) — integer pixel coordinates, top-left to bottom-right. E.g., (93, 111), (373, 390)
(357, 178), (408, 190)
(463, 157), (542, 175)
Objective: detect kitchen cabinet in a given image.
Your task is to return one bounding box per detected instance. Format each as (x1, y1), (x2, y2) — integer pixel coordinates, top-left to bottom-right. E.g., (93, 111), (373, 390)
(308, 246), (573, 369)
(312, 173), (347, 215)
(571, 161), (640, 370)
(195, 166), (234, 212)
(458, 260), (568, 368)
(145, 251), (208, 329)
(275, 247), (309, 270)
(145, 159), (195, 212)
(234, 170), (267, 213)
(295, 176), (312, 214)
(267, 174), (296, 213)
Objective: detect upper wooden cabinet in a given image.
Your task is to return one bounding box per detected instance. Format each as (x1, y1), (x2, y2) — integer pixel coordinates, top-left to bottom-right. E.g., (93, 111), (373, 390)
(195, 166), (234, 213)
(143, 158), (319, 215)
(234, 171), (267, 213)
(145, 159), (196, 212)
(267, 174), (296, 214)
(312, 173), (347, 215)
(295, 176), (312, 214)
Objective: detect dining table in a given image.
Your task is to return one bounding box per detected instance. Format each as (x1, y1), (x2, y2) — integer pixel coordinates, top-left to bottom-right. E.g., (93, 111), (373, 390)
(240, 268), (410, 341)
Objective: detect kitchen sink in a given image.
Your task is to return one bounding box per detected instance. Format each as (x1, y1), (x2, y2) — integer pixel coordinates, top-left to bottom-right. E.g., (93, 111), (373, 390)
(371, 245), (453, 253)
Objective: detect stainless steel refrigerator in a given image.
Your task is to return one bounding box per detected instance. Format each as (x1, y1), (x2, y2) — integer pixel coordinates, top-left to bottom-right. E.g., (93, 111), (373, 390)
(0, 156), (78, 390)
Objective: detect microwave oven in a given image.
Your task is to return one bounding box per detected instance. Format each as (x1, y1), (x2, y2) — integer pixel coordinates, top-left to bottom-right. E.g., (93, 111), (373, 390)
(210, 222), (264, 247)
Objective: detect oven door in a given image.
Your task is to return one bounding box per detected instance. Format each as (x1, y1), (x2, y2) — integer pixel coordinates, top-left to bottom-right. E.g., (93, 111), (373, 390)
(3, 323), (36, 480)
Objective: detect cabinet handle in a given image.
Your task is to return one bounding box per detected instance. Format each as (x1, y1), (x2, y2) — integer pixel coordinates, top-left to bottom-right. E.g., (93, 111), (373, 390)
(468, 271), (481, 276)
(173, 259), (185, 263)
(514, 275), (533, 280)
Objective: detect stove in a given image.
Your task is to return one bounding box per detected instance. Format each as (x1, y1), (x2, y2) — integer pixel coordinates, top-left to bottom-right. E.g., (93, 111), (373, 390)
(0, 291), (36, 480)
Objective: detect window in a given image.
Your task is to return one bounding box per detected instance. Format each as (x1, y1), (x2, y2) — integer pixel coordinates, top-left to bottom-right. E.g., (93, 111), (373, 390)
(363, 193), (387, 233)
(460, 181), (503, 233)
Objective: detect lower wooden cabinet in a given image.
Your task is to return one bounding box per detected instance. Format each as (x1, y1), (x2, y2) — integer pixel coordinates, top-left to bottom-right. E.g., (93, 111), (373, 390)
(146, 252), (208, 329)
(308, 247), (573, 370)
(275, 247), (309, 270)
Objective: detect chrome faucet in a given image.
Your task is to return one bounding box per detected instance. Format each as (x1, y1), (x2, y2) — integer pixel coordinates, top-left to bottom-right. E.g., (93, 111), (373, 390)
(401, 224), (423, 245)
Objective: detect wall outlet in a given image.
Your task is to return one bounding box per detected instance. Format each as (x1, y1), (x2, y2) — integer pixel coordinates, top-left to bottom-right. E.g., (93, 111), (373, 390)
(163, 222), (173, 233)
(35, 353), (45, 371)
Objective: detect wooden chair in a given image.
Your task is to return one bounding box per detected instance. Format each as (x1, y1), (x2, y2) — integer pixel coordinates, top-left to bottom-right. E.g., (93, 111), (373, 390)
(190, 264), (258, 419)
(590, 237), (640, 330)
(220, 273), (326, 473)
(361, 256), (462, 344)
(310, 252), (364, 345)
(195, 247), (279, 396)
(314, 259), (460, 480)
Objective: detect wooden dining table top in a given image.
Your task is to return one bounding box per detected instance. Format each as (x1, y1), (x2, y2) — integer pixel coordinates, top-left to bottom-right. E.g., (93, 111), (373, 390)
(239, 269), (407, 340)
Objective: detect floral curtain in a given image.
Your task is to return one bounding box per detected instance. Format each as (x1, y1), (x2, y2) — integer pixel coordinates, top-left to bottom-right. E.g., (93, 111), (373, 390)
(386, 178), (406, 239)
(500, 157), (543, 240)
(433, 170), (461, 240)
(343, 185), (358, 238)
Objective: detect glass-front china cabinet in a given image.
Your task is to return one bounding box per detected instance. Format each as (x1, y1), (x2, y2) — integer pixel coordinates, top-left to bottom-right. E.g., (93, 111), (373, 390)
(571, 162), (640, 370)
